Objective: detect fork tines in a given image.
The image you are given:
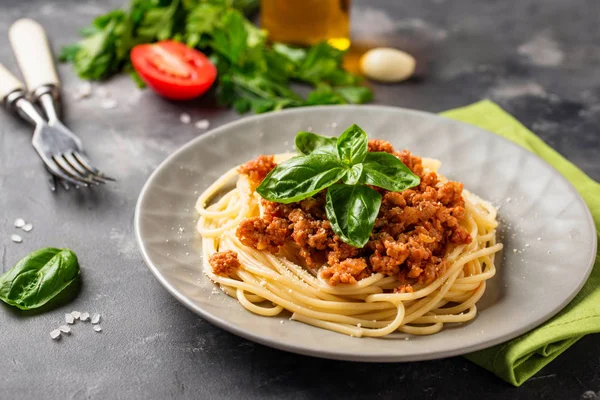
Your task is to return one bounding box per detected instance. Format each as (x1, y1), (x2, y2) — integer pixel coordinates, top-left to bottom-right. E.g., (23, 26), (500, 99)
(47, 151), (115, 187)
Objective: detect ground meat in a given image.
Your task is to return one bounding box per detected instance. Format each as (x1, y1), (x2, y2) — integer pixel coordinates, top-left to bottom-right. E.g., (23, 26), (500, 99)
(209, 250), (240, 276)
(321, 258), (370, 285)
(238, 155), (276, 185)
(368, 139), (395, 154)
(236, 217), (290, 253)
(235, 147), (472, 287)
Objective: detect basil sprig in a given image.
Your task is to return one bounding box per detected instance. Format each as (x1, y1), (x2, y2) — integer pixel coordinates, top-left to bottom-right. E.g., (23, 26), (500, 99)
(257, 124), (420, 248)
(0, 248), (80, 310)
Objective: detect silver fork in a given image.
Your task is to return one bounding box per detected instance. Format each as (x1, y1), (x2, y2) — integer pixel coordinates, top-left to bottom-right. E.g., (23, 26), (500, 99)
(2, 18), (114, 188)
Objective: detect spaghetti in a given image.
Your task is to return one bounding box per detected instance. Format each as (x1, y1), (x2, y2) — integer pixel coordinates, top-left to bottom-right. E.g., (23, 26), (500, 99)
(196, 152), (502, 337)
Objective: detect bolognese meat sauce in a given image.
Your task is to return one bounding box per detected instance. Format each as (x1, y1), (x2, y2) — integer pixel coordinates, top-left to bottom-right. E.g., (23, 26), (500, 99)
(236, 141), (472, 290)
(209, 250), (240, 276)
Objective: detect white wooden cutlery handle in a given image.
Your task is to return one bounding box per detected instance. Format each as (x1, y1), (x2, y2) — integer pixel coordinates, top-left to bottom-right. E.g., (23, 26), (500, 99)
(9, 18), (60, 93)
(0, 63), (24, 102)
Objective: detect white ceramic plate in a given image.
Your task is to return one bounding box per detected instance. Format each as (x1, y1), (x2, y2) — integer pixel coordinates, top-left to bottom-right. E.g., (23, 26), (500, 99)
(134, 106), (596, 362)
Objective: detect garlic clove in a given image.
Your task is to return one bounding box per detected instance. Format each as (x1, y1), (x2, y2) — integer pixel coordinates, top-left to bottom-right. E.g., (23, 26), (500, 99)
(360, 47), (416, 83)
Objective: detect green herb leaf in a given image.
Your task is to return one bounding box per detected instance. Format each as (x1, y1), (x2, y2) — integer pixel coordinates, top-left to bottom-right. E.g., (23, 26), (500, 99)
(185, 3), (223, 48)
(58, 44), (80, 62)
(325, 184), (382, 248)
(0, 248), (80, 310)
(305, 85), (347, 106)
(66, 12), (126, 80)
(61, 0), (371, 112)
(344, 163), (363, 185)
(295, 131), (337, 155)
(257, 154), (347, 204)
(272, 43), (307, 63)
(297, 42), (347, 84)
(336, 124), (368, 165)
(136, 0), (180, 41)
(359, 152), (421, 191)
(129, 69), (147, 88)
(210, 10), (248, 64)
(335, 86), (374, 104)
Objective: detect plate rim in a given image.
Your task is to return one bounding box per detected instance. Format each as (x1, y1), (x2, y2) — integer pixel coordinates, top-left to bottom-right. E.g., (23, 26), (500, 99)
(134, 105), (597, 362)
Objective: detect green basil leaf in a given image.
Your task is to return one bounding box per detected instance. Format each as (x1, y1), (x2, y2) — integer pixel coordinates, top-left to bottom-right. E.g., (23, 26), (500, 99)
(360, 152), (421, 191)
(0, 248), (80, 310)
(325, 184), (382, 248)
(344, 163), (363, 185)
(295, 131), (337, 155)
(336, 124), (368, 165)
(257, 154), (346, 204)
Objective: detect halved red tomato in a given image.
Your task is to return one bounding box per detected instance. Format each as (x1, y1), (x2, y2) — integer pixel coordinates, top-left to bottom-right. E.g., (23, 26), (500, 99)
(131, 40), (217, 100)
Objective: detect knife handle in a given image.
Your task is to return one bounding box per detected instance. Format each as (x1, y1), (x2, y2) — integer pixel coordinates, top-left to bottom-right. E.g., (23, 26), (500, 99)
(0, 63), (24, 104)
(9, 18), (60, 96)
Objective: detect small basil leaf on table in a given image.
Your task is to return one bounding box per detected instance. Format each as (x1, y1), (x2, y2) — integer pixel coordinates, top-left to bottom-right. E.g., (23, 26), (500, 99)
(295, 131), (337, 156)
(0, 248), (80, 310)
(359, 152), (421, 191)
(325, 184), (382, 248)
(257, 154), (347, 204)
(336, 124), (368, 165)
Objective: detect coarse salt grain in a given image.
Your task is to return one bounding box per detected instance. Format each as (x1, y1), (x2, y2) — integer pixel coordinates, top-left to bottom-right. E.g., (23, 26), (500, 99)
(11, 234), (22, 243)
(50, 330), (61, 340)
(195, 119), (210, 130)
(22, 223), (33, 232)
(180, 113), (191, 124)
(14, 218), (25, 228)
(93, 325), (102, 332)
(97, 87), (109, 98)
(101, 99), (118, 109)
(91, 313), (101, 324)
(74, 82), (92, 100)
(331, 122), (338, 128)
(58, 325), (71, 334)
(71, 311), (81, 320)
(80, 312), (90, 321)
(65, 313), (75, 324)
(505, 197), (512, 203)
(537, 237), (542, 241)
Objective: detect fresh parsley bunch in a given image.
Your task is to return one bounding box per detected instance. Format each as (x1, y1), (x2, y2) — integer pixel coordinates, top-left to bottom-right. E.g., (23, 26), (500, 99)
(257, 125), (420, 247)
(60, 0), (373, 113)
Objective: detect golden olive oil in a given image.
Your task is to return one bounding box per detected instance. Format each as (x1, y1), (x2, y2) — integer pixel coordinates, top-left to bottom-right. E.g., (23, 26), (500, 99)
(261, 0), (351, 50)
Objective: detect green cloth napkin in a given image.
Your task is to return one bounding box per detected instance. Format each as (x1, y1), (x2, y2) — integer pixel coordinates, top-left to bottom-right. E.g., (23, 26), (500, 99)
(440, 100), (600, 386)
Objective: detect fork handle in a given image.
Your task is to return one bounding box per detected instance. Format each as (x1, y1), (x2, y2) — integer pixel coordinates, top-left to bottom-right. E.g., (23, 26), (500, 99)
(0, 63), (25, 104)
(9, 19), (60, 96)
